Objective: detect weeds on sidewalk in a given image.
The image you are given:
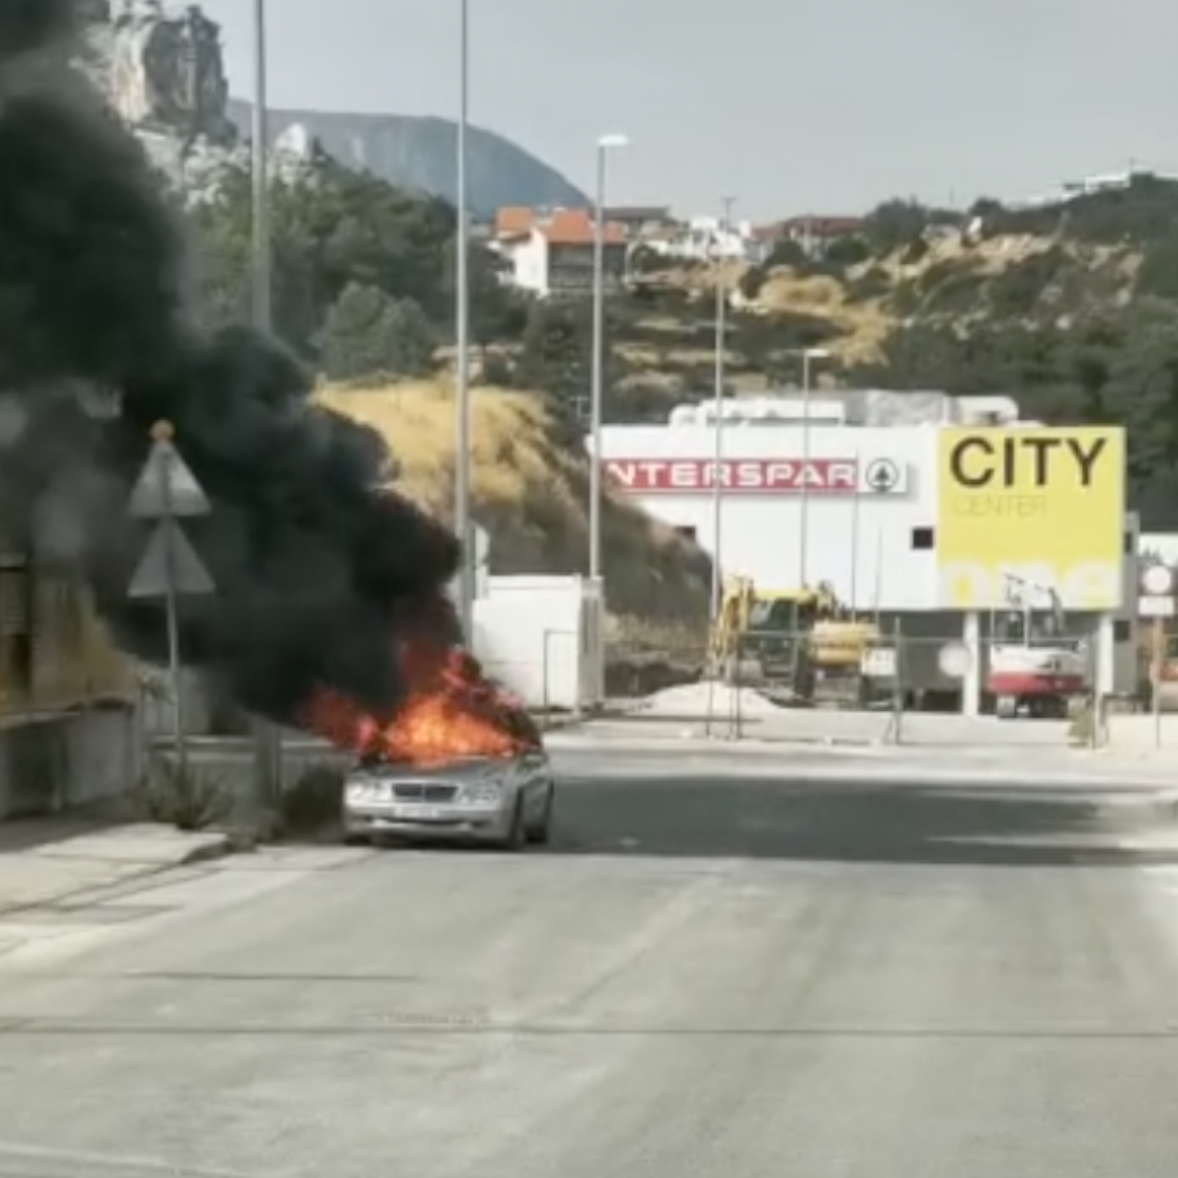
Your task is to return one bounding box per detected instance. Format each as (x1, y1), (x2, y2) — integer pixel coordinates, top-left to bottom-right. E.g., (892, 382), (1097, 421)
(135, 757), (233, 831)
(277, 762), (345, 840)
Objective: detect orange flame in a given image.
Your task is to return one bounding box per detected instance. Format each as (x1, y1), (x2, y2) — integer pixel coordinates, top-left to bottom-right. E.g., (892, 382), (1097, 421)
(302, 639), (540, 766)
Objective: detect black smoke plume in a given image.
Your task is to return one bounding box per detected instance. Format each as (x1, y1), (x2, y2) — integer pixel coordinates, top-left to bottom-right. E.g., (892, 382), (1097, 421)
(0, 0), (462, 722)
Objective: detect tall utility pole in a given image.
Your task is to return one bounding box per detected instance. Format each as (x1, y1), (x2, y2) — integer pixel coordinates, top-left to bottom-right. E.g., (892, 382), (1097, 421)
(796, 346), (830, 588)
(249, 0), (280, 814)
(250, 0), (270, 331)
(709, 196), (736, 622)
(588, 133), (629, 583)
(453, 0), (474, 640)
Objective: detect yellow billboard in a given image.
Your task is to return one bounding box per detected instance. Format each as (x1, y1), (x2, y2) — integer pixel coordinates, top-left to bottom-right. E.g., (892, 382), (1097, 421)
(936, 426), (1126, 610)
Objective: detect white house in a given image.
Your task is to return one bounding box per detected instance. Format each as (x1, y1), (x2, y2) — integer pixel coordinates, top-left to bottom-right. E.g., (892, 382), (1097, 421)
(491, 208), (628, 298)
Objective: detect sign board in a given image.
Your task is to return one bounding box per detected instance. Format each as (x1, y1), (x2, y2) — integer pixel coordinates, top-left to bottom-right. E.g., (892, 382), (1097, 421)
(128, 517), (214, 598)
(128, 439), (210, 518)
(1141, 564), (1175, 596)
(860, 647), (896, 677)
(602, 457), (908, 496)
(1139, 595), (1175, 619)
(937, 641), (972, 679)
(935, 426), (1125, 610)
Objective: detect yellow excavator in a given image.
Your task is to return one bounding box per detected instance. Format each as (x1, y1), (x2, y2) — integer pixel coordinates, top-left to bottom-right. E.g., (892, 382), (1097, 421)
(707, 576), (883, 706)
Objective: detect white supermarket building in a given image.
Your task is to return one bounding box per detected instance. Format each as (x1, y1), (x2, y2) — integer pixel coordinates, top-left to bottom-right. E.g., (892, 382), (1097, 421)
(591, 390), (1139, 713)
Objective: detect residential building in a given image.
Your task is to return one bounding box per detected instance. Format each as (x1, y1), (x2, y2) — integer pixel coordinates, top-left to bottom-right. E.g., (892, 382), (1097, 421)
(776, 215), (866, 257)
(602, 205), (675, 237)
(1008, 167), (1178, 210)
(493, 208), (628, 298)
(640, 215), (760, 264)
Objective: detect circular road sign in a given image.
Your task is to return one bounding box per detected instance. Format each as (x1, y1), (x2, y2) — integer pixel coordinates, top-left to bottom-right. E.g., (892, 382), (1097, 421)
(1142, 564), (1175, 596)
(864, 458), (900, 494)
(937, 641), (971, 679)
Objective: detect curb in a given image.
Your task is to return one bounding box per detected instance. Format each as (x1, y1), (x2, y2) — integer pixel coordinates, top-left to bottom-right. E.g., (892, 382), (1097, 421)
(0, 832), (237, 920)
(176, 833), (236, 864)
(1151, 792), (1178, 820)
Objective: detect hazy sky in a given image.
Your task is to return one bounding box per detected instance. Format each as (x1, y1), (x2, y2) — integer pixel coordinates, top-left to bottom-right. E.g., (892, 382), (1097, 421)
(198, 0), (1175, 220)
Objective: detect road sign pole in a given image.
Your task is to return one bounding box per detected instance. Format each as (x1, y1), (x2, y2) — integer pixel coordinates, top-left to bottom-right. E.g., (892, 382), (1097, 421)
(1153, 618), (1163, 749)
(127, 422), (214, 826)
(158, 453), (188, 784)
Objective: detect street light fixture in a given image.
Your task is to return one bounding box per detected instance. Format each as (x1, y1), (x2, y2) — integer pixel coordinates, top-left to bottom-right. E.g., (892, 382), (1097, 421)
(453, 0), (474, 639)
(588, 132), (629, 584)
(794, 346), (831, 587)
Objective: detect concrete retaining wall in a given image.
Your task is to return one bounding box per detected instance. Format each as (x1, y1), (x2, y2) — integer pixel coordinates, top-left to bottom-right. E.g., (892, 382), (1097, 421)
(0, 705), (136, 821)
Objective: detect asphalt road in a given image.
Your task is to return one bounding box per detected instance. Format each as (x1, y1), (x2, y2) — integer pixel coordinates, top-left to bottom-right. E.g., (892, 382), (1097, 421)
(3, 747), (1178, 1176)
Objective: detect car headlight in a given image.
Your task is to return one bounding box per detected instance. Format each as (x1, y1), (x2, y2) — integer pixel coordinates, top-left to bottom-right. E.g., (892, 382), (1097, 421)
(457, 780), (504, 805)
(345, 780), (387, 803)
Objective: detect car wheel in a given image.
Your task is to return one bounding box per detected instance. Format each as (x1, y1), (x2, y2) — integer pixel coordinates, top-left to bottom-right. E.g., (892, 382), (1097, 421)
(499, 796), (527, 852)
(527, 784), (554, 845)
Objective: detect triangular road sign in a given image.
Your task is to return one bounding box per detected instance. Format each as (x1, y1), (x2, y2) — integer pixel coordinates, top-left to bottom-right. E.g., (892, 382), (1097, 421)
(128, 519), (214, 598)
(128, 439), (210, 518)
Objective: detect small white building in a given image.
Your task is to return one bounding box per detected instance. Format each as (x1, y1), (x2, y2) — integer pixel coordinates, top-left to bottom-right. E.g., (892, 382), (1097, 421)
(639, 216), (761, 264)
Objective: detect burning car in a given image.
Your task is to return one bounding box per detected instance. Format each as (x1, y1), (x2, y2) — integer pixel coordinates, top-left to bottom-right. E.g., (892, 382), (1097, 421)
(307, 641), (554, 851)
(342, 747), (555, 849)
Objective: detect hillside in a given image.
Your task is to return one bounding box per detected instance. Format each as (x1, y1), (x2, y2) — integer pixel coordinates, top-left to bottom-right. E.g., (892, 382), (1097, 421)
(228, 101), (588, 217)
(316, 383), (712, 660)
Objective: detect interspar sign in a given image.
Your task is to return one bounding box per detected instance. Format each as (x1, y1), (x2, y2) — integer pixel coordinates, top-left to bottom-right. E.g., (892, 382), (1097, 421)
(936, 426), (1126, 609)
(603, 457), (907, 495)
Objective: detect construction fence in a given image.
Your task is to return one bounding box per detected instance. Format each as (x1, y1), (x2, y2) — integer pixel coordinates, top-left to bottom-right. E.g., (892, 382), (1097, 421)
(696, 621), (1126, 750)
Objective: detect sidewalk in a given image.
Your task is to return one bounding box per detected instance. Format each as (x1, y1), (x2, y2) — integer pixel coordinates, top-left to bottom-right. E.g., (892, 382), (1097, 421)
(0, 807), (231, 915)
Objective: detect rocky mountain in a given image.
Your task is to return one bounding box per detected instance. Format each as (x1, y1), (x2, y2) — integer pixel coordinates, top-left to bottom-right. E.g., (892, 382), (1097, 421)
(226, 100), (588, 217)
(81, 1), (585, 214)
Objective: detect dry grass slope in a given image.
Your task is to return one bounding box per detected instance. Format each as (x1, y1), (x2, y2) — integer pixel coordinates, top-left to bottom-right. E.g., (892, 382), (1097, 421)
(639, 231), (1139, 369)
(317, 381), (711, 651)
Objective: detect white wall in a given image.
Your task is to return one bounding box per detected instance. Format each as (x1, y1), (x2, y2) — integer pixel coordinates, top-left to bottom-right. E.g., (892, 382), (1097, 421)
(472, 576), (604, 711)
(508, 233), (550, 296)
(0, 707), (134, 820)
(594, 424), (941, 610)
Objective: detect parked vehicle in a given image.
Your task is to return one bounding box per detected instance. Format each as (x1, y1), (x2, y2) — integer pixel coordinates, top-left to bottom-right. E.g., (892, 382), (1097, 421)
(341, 748), (555, 850)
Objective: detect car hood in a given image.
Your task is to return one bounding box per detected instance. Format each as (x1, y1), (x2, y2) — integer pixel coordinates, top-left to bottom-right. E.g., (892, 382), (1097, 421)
(352, 755), (530, 784)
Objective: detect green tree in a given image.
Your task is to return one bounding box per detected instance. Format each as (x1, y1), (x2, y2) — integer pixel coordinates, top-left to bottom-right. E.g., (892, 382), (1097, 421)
(823, 235), (871, 267)
(436, 237), (531, 349)
(317, 283), (435, 382)
(187, 156), (457, 360)
(863, 199), (930, 254)
(515, 301), (597, 409)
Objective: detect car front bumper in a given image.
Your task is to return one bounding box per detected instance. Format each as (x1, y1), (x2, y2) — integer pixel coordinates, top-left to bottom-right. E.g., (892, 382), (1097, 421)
(341, 799), (515, 843)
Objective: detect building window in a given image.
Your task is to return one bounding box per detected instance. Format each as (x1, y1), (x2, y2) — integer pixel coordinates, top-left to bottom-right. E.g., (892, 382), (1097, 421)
(911, 526), (934, 550)
(1114, 620), (1132, 643)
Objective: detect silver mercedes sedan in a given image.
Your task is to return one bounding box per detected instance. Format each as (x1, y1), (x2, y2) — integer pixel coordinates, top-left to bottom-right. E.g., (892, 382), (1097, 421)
(341, 748), (555, 850)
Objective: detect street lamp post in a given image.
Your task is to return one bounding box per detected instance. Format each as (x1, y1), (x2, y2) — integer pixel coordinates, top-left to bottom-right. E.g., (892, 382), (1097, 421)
(796, 346), (831, 587)
(248, 0), (280, 815)
(588, 133), (628, 584)
(453, 0), (474, 640)
(250, 0), (270, 332)
(710, 197), (736, 623)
